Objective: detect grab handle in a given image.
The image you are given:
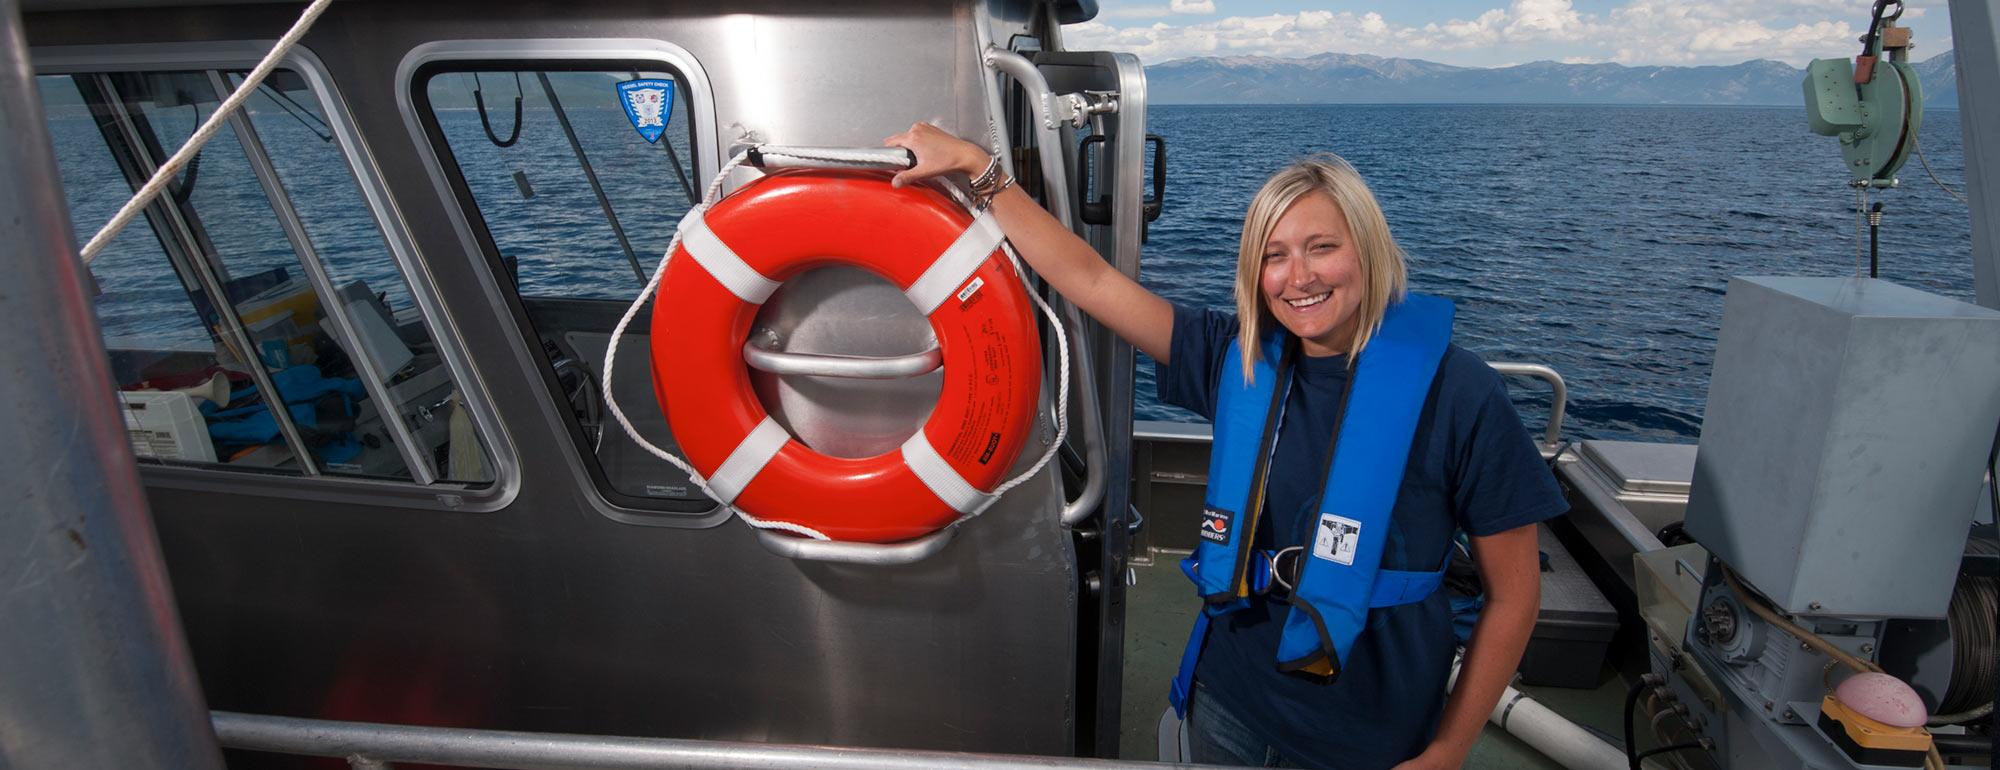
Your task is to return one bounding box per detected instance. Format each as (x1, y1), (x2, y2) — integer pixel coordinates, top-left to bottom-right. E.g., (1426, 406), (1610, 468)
(743, 340), (942, 380)
(742, 145), (916, 170)
(754, 526), (958, 565)
(984, 47), (1108, 530)
(1488, 362), (1568, 453)
(1057, 298), (1107, 527)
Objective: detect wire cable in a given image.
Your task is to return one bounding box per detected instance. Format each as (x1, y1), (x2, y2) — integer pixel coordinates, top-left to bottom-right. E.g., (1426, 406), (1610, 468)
(1624, 675), (1659, 770)
(255, 81), (334, 142)
(1635, 743), (1705, 764)
(1914, 139), (1967, 205)
(1932, 538), (1998, 724)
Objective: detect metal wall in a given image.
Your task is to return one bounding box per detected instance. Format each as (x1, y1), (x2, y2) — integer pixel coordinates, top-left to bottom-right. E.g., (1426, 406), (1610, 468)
(22, 0), (1087, 758)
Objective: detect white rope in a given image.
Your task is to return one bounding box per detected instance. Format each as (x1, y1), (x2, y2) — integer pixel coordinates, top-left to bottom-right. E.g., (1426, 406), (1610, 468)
(78, 0), (335, 265)
(602, 153), (830, 540)
(755, 146), (913, 168)
(601, 147), (1071, 542)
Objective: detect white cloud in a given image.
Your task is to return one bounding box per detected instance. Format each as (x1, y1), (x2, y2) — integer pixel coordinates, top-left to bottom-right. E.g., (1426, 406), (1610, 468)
(1100, 4), (1173, 19)
(1600, 1), (1858, 64)
(1067, 0), (1938, 67)
(1503, 0), (1588, 40)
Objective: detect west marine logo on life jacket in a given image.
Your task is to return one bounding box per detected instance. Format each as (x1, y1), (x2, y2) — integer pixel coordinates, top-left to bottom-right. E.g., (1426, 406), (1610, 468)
(1200, 508), (1232, 543)
(616, 78), (676, 144)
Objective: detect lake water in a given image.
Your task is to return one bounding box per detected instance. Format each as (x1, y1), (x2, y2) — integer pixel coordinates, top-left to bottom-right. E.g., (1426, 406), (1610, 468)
(1135, 104), (1973, 441)
(48, 97), (1975, 443)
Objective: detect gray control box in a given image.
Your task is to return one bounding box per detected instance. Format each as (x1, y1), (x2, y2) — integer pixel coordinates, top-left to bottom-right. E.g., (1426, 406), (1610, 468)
(1684, 277), (2000, 619)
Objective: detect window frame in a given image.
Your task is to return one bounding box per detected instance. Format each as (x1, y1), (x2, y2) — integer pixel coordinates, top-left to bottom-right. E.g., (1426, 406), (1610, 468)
(397, 39), (729, 528)
(34, 41), (519, 513)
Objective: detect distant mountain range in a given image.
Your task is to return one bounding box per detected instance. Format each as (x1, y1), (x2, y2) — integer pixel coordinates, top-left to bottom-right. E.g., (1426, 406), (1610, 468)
(1146, 50), (1959, 107)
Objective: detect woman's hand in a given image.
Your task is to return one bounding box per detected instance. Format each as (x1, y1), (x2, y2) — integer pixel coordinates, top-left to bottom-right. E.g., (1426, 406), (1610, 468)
(884, 123), (991, 189)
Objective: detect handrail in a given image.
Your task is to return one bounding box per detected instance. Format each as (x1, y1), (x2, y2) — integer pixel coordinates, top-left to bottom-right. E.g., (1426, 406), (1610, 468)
(211, 711), (1234, 769)
(753, 526), (958, 565)
(743, 340), (943, 380)
(984, 47), (1108, 529)
(1057, 300), (1107, 527)
(1489, 362), (1568, 451)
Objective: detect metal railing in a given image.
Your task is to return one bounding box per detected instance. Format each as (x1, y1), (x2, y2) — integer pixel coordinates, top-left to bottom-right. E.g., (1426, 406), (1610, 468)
(1488, 362), (1568, 454)
(213, 711), (1227, 770)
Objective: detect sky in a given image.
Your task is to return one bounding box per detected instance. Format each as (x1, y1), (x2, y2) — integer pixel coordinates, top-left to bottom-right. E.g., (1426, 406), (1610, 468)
(1065, 0), (1956, 68)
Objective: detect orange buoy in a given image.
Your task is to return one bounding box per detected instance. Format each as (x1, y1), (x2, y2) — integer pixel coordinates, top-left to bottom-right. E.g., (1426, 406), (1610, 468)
(650, 170), (1042, 542)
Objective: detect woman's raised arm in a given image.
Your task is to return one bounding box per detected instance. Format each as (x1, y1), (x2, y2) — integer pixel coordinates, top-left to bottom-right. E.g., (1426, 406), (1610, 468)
(887, 123), (1176, 364)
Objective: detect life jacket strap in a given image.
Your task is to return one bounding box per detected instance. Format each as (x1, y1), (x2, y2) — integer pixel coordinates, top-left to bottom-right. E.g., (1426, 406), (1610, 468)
(1246, 549), (1447, 606)
(1167, 555), (1446, 718)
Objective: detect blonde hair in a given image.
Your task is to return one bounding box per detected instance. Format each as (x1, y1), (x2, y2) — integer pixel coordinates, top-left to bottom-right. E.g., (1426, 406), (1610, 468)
(1233, 154), (1407, 384)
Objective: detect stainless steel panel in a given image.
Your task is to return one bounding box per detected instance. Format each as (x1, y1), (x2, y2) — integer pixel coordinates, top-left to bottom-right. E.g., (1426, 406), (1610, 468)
(1683, 276), (2000, 618)
(24, 0), (1084, 756)
(1576, 440), (1697, 498)
(1950, 0), (2000, 310)
(750, 267), (943, 460)
(0, 1), (223, 761)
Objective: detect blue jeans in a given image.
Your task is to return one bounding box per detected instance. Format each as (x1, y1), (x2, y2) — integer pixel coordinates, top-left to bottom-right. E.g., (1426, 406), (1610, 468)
(1187, 682), (1299, 768)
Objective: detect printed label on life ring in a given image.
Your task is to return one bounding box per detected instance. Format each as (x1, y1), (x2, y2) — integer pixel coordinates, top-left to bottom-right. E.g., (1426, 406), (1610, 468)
(944, 316), (1014, 466)
(956, 277), (985, 304)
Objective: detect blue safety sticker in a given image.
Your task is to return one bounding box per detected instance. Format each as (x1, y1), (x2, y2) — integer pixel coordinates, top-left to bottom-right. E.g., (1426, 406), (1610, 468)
(616, 78), (676, 144)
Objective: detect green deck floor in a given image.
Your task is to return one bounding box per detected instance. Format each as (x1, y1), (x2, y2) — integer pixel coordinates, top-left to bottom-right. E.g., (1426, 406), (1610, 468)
(1117, 553), (1632, 767)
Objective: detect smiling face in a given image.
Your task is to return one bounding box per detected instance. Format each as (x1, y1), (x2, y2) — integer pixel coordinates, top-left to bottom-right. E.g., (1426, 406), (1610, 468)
(1258, 191), (1364, 357)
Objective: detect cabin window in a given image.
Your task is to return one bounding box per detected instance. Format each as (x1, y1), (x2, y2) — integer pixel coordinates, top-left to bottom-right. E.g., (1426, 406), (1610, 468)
(36, 69), (495, 486)
(413, 64), (711, 512)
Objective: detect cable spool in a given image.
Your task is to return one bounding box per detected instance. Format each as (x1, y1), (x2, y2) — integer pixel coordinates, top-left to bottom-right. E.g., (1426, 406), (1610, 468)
(1935, 538), (1999, 720)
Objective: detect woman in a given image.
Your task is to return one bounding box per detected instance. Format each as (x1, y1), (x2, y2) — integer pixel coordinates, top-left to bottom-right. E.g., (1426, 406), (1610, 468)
(887, 123), (1567, 770)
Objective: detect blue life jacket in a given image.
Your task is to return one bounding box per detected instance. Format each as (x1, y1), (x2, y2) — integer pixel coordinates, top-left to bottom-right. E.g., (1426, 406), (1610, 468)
(1169, 293), (1455, 717)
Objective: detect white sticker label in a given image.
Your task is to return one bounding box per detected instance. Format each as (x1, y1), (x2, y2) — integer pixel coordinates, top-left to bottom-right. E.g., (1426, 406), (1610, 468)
(1314, 513), (1362, 566)
(955, 276), (985, 303)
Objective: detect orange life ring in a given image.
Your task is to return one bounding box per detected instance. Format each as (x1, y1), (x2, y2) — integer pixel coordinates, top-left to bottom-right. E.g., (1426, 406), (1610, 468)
(650, 170), (1042, 543)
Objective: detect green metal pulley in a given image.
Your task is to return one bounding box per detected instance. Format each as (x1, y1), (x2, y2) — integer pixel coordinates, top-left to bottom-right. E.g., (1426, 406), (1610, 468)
(1804, 0), (1922, 188)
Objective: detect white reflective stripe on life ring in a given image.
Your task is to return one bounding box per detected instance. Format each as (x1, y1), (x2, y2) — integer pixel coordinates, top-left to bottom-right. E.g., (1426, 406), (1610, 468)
(678, 209), (781, 304)
(707, 416), (790, 504)
(900, 430), (997, 516)
(904, 209), (1005, 316)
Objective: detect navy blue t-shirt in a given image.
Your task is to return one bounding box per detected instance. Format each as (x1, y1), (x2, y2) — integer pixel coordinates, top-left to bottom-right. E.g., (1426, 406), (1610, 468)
(1161, 303), (1568, 770)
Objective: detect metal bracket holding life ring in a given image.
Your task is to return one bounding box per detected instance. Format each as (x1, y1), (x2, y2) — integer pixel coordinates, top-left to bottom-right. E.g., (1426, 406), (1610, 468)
(599, 144), (1072, 562)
